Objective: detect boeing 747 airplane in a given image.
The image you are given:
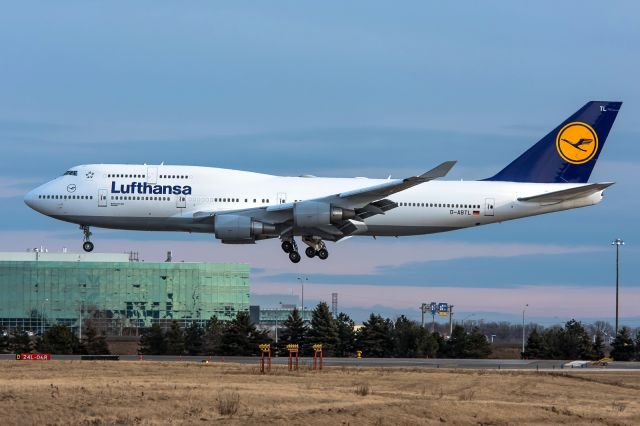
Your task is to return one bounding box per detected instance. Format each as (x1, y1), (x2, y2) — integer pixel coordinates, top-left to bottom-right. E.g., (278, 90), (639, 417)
(25, 101), (621, 263)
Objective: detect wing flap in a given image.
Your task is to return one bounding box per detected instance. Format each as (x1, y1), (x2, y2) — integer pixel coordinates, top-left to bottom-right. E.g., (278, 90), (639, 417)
(517, 182), (614, 203)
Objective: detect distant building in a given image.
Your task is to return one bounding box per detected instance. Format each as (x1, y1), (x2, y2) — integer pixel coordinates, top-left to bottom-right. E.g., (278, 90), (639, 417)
(251, 306), (312, 326)
(0, 251), (249, 336)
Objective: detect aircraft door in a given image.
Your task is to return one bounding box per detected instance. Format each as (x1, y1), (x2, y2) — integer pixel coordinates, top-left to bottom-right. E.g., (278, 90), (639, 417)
(277, 192), (287, 204)
(176, 195), (187, 209)
(484, 198), (495, 216)
(98, 189), (108, 207)
(147, 167), (158, 184)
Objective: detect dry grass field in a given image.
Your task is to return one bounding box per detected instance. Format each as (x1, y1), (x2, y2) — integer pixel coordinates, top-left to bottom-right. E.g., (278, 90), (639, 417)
(1, 361), (639, 425)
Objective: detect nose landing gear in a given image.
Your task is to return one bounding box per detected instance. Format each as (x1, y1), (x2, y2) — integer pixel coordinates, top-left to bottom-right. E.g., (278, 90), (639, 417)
(80, 225), (94, 252)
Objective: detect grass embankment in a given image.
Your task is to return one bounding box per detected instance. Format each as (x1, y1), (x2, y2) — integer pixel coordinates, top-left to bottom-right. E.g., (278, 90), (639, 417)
(0, 361), (639, 425)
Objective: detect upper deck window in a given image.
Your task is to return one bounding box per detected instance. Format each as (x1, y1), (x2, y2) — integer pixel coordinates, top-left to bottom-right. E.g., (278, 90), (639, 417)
(63, 170), (78, 176)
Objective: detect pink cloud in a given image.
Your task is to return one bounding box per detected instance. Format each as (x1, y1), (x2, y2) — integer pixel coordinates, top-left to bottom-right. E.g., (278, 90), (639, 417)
(0, 229), (602, 277)
(254, 282), (640, 319)
(4, 230), (634, 320)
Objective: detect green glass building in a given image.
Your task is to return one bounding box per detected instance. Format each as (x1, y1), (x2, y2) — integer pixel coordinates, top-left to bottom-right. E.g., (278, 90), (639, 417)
(0, 252), (249, 336)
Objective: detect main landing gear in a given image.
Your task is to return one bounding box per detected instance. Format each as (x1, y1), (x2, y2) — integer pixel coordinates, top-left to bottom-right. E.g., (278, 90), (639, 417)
(302, 236), (329, 260)
(80, 225), (94, 252)
(281, 238), (301, 263)
(281, 236), (331, 263)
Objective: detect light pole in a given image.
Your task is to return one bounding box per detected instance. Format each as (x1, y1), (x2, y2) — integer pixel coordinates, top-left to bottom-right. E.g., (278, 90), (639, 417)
(297, 276), (308, 323)
(274, 302), (282, 345)
(420, 303), (427, 328)
(522, 303), (529, 354)
(611, 238), (624, 334)
(461, 313), (474, 330)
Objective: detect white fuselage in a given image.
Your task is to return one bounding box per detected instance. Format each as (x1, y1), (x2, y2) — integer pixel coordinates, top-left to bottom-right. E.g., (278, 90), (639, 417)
(24, 164), (605, 239)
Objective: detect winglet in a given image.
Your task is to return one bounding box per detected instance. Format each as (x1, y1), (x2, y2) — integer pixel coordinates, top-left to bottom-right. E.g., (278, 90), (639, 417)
(419, 161), (457, 181)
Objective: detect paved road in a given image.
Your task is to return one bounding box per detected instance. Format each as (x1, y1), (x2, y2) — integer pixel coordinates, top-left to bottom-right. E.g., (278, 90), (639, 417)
(2, 354), (640, 370)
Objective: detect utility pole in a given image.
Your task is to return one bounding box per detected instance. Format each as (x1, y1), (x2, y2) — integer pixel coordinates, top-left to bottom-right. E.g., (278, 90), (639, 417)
(297, 276), (308, 323)
(522, 303), (529, 355)
(612, 238), (624, 334)
(420, 303), (427, 328)
(449, 305), (454, 336)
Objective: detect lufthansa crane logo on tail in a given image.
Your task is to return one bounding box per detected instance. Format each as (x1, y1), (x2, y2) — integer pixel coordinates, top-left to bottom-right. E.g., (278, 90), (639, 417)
(556, 122), (599, 164)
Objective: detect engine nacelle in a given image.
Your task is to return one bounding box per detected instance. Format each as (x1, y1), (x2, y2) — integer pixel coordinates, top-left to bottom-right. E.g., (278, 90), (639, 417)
(293, 201), (356, 228)
(214, 215), (276, 242)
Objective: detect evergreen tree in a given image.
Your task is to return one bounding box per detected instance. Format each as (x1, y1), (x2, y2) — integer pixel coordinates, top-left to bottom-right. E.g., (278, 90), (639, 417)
(39, 325), (82, 354)
(356, 313), (394, 357)
(610, 327), (635, 361)
(0, 328), (9, 354)
(393, 316), (422, 357)
(139, 323), (167, 355)
(184, 322), (204, 356)
(541, 327), (565, 359)
(443, 325), (467, 358)
(592, 332), (605, 360)
(465, 327), (492, 359)
(83, 322), (110, 355)
(523, 328), (547, 359)
(307, 302), (337, 356)
(218, 312), (270, 356)
(418, 330), (439, 358)
(334, 313), (356, 357)
(203, 316), (224, 355)
(559, 319), (593, 360)
(278, 308), (307, 355)
(433, 332), (447, 358)
(635, 329), (640, 361)
(9, 327), (33, 353)
(165, 321), (185, 355)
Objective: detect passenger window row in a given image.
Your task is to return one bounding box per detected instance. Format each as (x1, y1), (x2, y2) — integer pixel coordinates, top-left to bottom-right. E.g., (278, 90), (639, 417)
(108, 174), (145, 178)
(38, 195), (93, 200)
(111, 196), (171, 201)
(213, 198), (270, 203)
(160, 174), (189, 179)
(399, 202), (481, 209)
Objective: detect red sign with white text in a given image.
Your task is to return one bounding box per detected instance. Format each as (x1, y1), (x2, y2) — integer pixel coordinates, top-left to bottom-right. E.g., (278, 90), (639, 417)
(16, 353), (51, 361)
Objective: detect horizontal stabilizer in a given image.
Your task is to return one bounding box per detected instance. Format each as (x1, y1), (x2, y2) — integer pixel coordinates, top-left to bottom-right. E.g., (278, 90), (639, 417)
(517, 182), (614, 203)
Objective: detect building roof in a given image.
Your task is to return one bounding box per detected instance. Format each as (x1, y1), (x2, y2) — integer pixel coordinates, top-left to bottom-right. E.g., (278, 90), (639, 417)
(0, 252), (249, 267)
(0, 251), (130, 262)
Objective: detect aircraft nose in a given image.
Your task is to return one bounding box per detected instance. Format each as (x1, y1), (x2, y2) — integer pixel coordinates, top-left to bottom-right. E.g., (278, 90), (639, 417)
(24, 187), (41, 211)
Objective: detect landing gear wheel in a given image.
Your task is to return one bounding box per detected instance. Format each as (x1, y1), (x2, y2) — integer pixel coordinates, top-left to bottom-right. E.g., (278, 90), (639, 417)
(281, 241), (293, 253)
(317, 248), (329, 260)
(305, 247), (316, 258)
(82, 241), (94, 252)
(289, 251), (301, 263)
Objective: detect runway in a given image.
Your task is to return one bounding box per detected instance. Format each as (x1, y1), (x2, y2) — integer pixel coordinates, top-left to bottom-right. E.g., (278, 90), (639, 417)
(3, 354), (640, 370)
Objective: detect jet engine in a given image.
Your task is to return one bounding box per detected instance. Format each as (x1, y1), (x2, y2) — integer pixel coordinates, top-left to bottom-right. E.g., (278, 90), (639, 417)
(214, 215), (277, 243)
(293, 201), (356, 228)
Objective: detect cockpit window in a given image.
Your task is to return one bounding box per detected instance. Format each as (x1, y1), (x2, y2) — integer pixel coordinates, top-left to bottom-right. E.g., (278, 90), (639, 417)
(63, 170), (78, 176)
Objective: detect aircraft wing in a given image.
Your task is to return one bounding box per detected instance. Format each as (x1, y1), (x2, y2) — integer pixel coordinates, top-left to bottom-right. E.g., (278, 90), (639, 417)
(192, 161), (456, 240)
(267, 160), (456, 211)
(517, 182), (614, 204)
